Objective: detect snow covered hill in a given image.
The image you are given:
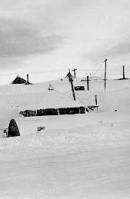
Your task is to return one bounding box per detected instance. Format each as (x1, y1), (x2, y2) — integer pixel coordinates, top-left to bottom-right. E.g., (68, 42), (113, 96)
(0, 78), (130, 198)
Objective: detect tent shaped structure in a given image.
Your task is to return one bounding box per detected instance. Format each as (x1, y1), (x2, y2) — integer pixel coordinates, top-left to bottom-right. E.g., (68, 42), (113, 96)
(11, 75), (27, 84)
(7, 119), (20, 137)
(48, 83), (54, 90)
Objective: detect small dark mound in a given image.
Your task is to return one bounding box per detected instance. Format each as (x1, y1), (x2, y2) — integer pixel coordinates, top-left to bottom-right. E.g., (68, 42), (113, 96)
(8, 119), (20, 137)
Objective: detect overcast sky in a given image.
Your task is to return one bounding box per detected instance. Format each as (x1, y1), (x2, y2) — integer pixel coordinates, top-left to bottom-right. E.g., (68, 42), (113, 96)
(0, 0), (130, 83)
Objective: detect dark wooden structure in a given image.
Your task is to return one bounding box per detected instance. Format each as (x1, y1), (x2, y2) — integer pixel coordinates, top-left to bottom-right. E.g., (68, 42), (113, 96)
(74, 86), (85, 91)
(11, 76), (26, 84)
(20, 106), (86, 117)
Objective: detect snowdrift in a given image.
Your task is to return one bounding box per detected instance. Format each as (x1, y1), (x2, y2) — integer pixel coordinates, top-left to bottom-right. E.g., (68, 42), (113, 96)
(4, 118), (46, 137)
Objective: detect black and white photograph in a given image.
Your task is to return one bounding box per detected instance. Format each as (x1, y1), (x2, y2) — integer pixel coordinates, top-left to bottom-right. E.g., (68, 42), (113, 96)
(0, 0), (130, 198)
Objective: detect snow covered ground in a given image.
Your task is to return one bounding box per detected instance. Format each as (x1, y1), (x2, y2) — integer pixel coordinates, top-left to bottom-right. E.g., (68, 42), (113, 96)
(0, 78), (130, 198)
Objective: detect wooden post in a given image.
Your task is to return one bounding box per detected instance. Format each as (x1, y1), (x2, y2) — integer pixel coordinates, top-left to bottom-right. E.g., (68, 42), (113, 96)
(104, 59), (107, 92)
(27, 74), (29, 83)
(95, 95), (98, 112)
(70, 80), (76, 100)
(69, 75), (76, 100)
(95, 95), (97, 105)
(72, 68), (77, 78)
(123, 65), (125, 79)
(87, 76), (90, 91)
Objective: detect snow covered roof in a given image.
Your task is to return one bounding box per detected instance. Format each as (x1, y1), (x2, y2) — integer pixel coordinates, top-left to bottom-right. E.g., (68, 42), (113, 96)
(11, 75), (27, 84)
(21, 90), (84, 110)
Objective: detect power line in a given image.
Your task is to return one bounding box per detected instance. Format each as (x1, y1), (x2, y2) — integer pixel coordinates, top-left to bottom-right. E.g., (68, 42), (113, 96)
(91, 61), (105, 77)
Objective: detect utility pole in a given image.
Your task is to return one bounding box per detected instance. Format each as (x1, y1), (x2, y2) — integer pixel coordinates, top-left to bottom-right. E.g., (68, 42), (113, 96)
(87, 76), (90, 91)
(104, 59), (107, 92)
(69, 74), (76, 101)
(95, 95), (98, 105)
(123, 65), (125, 79)
(72, 68), (77, 78)
(95, 95), (98, 112)
(27, 74), (29, 83)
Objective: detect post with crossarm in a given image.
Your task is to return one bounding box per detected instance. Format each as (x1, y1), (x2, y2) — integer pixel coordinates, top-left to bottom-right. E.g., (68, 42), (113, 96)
(87, 76), (90, 91)
(72, 68), (77, 78)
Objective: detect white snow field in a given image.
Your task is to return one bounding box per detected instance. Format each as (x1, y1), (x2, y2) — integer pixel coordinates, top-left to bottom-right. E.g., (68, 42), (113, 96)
(0, 78), (130, 199)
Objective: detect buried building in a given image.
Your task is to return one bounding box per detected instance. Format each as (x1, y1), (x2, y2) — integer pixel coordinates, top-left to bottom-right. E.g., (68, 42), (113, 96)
(19, 89), (86, 117)
(4, 118), (45, 137)
(11, 75), (27, 84)
(11, 74), (31, 85)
